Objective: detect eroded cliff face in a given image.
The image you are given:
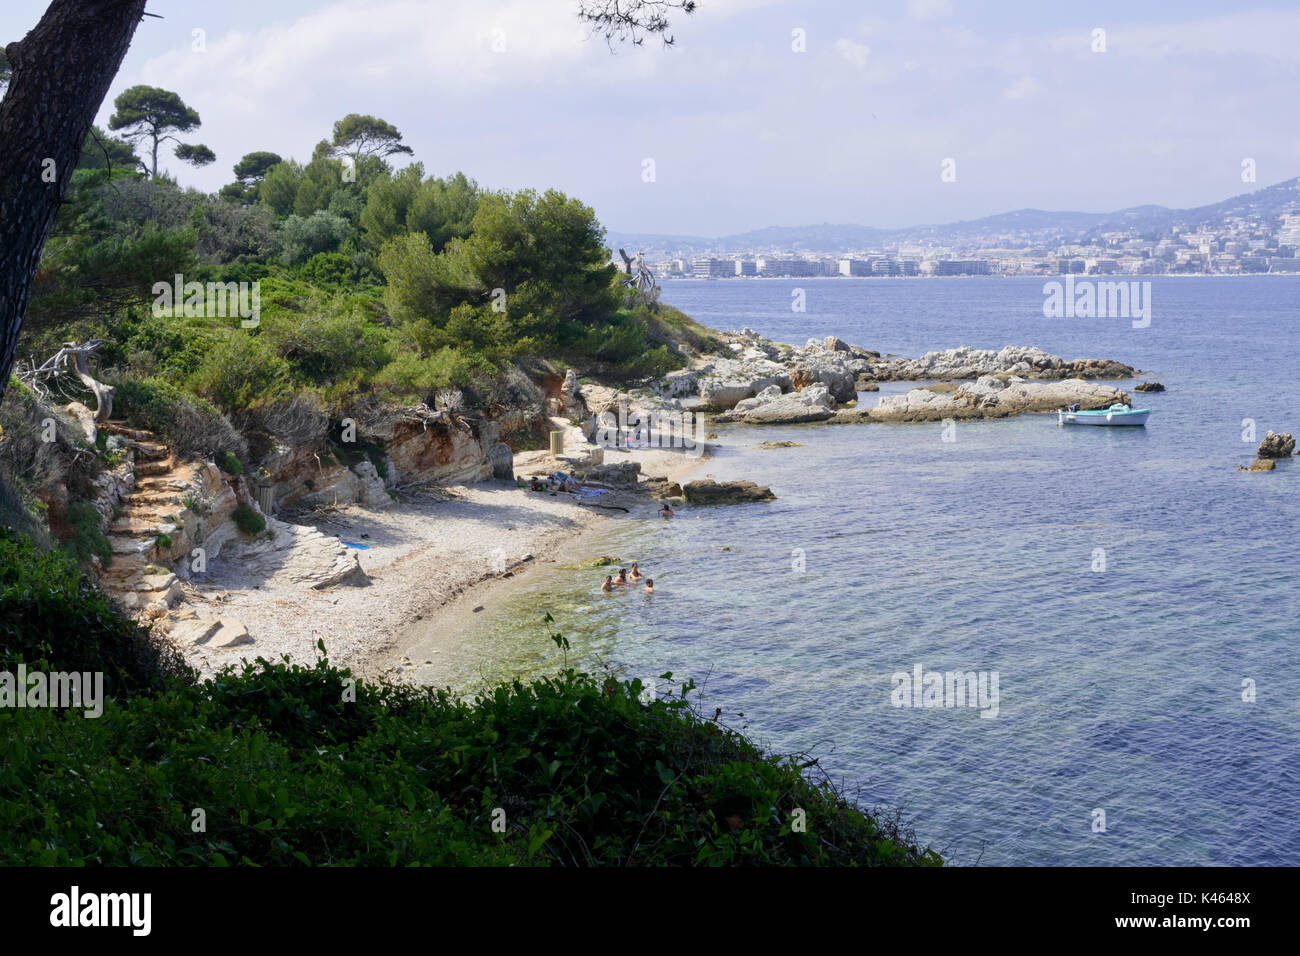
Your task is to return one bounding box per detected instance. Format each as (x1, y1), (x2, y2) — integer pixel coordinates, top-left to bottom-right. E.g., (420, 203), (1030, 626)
(260, 406), (503, 512)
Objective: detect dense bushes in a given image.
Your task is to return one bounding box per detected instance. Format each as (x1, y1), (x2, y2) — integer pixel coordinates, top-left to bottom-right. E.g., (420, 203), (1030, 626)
(0, 529), (938, 867)
(0, 650), (938, 866)
(0, 530), (192, 697)
(111, 376), (248, 462)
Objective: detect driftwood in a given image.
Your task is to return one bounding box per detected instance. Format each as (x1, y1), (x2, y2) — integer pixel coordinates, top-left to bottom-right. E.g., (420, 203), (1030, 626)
(16, 340), (114, 422)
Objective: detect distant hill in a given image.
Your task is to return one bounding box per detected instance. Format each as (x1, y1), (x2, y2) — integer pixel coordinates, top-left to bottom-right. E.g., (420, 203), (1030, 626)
(609, 176), (1300, 255)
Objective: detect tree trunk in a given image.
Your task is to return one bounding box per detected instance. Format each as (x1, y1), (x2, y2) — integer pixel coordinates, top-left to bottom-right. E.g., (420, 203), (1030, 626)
(0, 0), (147, 405)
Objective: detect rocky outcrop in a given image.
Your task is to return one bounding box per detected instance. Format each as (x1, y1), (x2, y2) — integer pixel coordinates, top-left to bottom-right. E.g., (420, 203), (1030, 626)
(1257, 431), (1296, 459)
(682, 479), (776, 505)
(862, 376), (1128, 423)
(656, 331), (1133, 422)
(864, 345), (1135, 382)
(258, 405), (499, 512)
(718, 384), (835, 424)
(1240, 458), (1277, 472)
(1134, 381), (1165, 392)
(575, 460), (643, 487)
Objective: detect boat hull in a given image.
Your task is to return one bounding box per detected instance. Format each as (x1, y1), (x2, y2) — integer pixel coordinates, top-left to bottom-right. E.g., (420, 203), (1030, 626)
(1058, 408), (1151, 427)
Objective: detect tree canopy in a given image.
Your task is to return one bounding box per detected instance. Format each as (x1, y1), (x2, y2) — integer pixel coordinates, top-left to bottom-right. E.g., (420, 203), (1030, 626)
(108, 84), (210, 178)
(330, 113), (414, 163)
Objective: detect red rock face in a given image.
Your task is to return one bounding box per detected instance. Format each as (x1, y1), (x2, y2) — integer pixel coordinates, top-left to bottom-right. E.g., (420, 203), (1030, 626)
(386, 419), (490, 484)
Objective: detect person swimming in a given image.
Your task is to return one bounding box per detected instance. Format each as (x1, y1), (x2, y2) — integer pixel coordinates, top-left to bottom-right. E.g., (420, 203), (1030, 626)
(660, 504), (674, 519)
(643, 578), (654, 593)
(629, 562), (643, 581)
(600, 575), (614, 592)
(615, 568), (629, 586)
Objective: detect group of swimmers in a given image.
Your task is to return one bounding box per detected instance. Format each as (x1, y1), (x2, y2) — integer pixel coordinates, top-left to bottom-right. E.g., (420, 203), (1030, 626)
(601, 562), (653, 593)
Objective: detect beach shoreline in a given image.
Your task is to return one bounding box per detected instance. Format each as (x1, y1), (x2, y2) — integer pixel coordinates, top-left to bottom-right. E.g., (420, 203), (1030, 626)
(186, 442), (711, 682)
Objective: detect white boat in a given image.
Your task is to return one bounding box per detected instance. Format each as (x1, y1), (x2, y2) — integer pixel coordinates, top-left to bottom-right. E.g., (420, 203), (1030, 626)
(1058, 403), (1151, 426)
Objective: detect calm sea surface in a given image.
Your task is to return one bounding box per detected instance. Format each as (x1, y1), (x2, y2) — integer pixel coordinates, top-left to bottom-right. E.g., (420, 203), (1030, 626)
(410, 276), (1300, 866)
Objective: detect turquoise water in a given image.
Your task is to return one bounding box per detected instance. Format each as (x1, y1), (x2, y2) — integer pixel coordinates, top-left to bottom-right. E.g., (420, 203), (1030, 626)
(418, 277), (1300, 866)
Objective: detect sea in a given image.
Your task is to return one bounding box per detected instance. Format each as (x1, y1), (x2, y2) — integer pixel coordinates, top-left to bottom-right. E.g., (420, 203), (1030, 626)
(409, 276), (1300, 866)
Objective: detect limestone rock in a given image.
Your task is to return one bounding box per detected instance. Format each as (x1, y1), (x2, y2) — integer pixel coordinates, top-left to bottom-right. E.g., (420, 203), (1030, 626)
(1134, 381), (1165, 392)
(682, 479), (776, 505)
(866, 378), (1126, 423)
(723, 384), (835, 424)
(489, 441), (515, 480)
(1257, 431), (1295, 459)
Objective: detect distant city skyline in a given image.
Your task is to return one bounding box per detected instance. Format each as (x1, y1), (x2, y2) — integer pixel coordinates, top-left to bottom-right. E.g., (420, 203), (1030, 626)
(5, 0), (1300, 235)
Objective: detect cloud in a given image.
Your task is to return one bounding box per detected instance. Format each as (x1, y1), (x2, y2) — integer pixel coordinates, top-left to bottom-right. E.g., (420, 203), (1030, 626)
(1003, 76), (1041, 100)
(906, 0), (953, 22)
(834, 38), (871, 70)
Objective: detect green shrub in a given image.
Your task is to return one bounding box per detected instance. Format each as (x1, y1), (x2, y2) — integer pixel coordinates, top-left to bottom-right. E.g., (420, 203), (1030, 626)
(111, 376), (248, 462)
(0, 530), (939, 867)
(232, 504), (265, 536)
(59, 501), (112, 568)
(188, 330), (291, 413)
(0, 529), (191, 696)
(155, 533), (172, 550)
(0, 650), (939, 866)
(219, 451), (243, 476)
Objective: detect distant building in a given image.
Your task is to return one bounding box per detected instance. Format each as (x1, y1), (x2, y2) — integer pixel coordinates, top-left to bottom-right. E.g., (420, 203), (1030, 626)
(932, 259), (991, 276)
(691, 257), (731, 278)
(734, 259), (757, 276)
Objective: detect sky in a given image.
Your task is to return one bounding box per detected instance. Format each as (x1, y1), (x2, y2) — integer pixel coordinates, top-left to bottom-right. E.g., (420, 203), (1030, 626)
(4, 0), (1300, 236)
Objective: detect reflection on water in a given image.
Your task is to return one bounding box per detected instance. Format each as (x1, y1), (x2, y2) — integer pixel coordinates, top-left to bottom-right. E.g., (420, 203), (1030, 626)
(414, 278), (1300, 865)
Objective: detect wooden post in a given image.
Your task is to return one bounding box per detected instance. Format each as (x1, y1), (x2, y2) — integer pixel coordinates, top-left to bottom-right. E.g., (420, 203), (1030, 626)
(549, 430), (564, 456)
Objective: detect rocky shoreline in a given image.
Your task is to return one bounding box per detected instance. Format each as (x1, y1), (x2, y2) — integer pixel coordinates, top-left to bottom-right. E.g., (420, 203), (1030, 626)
(646, 329), (1138, 426)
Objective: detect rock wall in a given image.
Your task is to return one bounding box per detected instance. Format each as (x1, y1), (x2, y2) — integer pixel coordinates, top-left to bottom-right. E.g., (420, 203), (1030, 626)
(259, 406), (500, 512)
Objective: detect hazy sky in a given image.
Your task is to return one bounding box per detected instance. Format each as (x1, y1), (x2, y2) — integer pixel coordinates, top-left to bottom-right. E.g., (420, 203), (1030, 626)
(5, 0), (1299, 235)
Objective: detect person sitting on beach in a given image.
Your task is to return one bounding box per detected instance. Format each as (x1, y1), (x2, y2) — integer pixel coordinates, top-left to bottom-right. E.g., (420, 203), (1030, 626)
(615, 568), (629, 587)
(529, 476), (545, 491)
(660, 503), (674, 519)
(643, 578), (654, 593)
(629, 562), (643, 581)
(600, 575), (614, 592)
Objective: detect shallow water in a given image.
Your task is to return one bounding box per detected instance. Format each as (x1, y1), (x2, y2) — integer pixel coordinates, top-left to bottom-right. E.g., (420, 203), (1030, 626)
(414, 276), (1300, 866)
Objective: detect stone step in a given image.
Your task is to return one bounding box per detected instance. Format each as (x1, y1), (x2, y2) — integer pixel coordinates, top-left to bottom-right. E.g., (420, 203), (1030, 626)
(109, 535), (151, 555)
(109, 516), (164, 536)
(133, 477), (192, 493)
(127, 440), (169, 460)
(135, 459), (174, 478)
(102, 422), (160, 442)
(125, 490), (184, 507)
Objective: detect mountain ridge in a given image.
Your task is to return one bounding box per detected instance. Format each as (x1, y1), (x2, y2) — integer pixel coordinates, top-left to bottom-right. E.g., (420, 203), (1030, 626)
(608, 176), (1300, 255)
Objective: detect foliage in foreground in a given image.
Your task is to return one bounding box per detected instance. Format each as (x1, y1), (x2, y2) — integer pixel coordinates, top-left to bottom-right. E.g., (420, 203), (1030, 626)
(0, 530), (192, 698)
(0, 658), (939, 867)
(0, 532), (938, 866)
